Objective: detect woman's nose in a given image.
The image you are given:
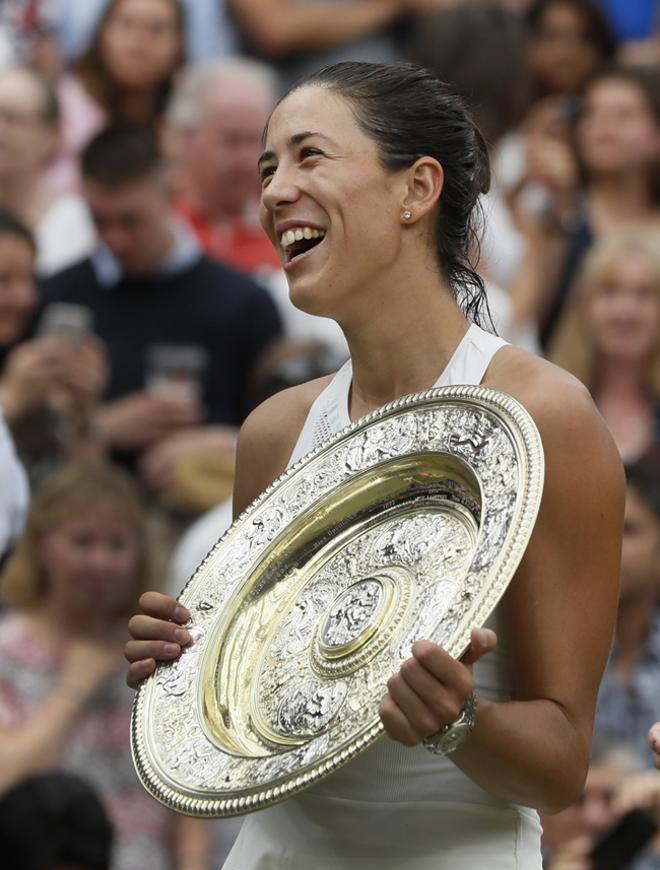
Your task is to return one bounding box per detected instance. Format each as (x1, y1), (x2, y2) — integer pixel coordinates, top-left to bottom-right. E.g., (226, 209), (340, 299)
(261, 166), (300, 211)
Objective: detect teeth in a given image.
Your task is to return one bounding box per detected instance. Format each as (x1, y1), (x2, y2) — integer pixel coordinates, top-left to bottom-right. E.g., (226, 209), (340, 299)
(280, 227), (326, 250)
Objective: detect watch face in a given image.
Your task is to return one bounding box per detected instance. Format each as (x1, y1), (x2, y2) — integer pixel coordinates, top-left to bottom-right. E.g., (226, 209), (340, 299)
(442, 722), (471, 754)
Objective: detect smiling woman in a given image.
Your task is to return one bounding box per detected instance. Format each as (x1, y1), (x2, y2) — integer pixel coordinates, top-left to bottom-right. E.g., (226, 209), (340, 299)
(125, 62), (625, 869)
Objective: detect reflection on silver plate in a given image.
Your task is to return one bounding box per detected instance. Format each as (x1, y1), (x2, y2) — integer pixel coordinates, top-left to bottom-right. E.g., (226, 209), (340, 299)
(131, 386), (544, 817)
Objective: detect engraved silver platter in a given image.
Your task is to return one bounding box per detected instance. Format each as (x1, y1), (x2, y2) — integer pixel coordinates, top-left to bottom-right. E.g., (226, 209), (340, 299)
(131, 385), (544, 817)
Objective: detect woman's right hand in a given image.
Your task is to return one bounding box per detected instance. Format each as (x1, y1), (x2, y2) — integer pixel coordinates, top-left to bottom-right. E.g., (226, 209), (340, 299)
(125, 592), (192, 689)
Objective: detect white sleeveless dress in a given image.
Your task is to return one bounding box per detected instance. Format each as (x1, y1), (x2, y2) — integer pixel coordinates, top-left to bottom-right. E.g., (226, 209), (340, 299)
(222, 324), (543, 869)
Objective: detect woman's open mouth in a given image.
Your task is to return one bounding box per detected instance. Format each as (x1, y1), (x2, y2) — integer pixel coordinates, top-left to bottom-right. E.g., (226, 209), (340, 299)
(280, 226), (326, 270)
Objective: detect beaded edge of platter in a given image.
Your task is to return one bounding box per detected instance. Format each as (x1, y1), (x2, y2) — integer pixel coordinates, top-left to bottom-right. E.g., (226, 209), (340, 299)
(131, 384), (545, 818)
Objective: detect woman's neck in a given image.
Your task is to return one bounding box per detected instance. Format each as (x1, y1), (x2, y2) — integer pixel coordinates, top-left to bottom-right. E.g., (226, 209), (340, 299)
(615, 591), (657, 680)
(595, 357), (649, 400)
(587, 173), (656, 231)
(118, 86), (158, 123)
(0, 172), (50, 227)
(35, 596), (115, 641)
(341, 262), (469, 420)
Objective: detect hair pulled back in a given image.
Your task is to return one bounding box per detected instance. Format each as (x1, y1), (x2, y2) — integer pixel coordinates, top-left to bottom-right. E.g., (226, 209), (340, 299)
(293, 62), (492, 326)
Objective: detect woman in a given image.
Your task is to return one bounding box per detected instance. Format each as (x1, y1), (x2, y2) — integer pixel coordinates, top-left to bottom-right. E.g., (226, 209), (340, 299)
(0, 462), (211, 870)
(509, 65), (660, 346)
(52, 0), (185, 192)
(126, 62), (624, 868)
(0, 210), (106, 491)
(0, 66), (95, 274)
(549, 229), (660, 461)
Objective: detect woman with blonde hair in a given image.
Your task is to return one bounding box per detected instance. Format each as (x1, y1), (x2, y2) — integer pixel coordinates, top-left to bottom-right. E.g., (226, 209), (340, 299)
(0, 461), (211, 870)
(549, 228), (660, 461)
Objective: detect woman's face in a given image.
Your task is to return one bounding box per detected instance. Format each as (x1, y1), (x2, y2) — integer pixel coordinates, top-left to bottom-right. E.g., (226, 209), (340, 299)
(100, 0), (182, 90)
(586, 252), (660, 365)
(528, 2), (603, 95)
(0, 69), (56, 175)
(259, 86), (407, 319)
(0, 234), (36, 347)
(620, 485), (660, 606)
(577, 78), (660, 176)
(39, 504), (141, 621)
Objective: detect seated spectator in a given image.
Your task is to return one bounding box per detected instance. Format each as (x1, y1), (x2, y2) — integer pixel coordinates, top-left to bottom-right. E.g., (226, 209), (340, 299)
(549, 229), (660, 461)
(0, 771), (114, 870)
(542, 734), (659, 869)
(51, 0), (185, 194)
(509, 65), (660, 346)
(0, 209), (105, 492)
(228, 0), (408, 91)
(165, 58), (281, 277)
(524, 0), (616, 100)
(0, 65), (95, 274)
(591, 458), (660, 765)
(0, 461), (212, 869)
(0, 0), (60, 75)
(40, 125), (282, 496)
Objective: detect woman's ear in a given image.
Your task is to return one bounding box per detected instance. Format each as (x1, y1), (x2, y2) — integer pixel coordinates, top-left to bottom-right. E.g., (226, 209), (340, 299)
(401, 157), (444, 224)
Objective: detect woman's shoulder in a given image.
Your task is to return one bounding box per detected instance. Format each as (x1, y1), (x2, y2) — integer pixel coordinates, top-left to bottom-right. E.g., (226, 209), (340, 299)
(233, 375), (335, 513)
(485, 345), (624, 495)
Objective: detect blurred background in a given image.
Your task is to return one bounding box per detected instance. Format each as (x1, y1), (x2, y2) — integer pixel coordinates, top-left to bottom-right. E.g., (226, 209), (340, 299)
(0, 1), (658, 868)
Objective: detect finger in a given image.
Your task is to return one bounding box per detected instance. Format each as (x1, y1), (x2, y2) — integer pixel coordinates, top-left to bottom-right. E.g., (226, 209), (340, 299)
(411, 641), (474, 697)
(378, 692), (422, 747)
(386, 672), (442, 740)
(124, 639), (183, 664)
(138, 591), (190, 623)
(398, 657), (466, 723)
(127, 614), (191, 646)
(126, 658), (156, 690)
(461, 628), (498, 667)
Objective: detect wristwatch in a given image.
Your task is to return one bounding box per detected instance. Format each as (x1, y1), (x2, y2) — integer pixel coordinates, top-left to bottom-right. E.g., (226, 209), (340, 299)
(422, 691), (476, 756)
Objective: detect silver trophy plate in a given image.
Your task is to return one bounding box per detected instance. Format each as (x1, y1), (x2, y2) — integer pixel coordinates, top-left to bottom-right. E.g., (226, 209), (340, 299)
(131, 385), (544, 817)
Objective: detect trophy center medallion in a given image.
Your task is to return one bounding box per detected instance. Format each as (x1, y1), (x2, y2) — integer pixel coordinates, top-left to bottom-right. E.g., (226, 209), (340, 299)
(319, 578), (386, 659)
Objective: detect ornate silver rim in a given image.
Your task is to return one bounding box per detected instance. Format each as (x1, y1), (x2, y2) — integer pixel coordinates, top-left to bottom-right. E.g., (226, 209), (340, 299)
(131, 385), (544, 817)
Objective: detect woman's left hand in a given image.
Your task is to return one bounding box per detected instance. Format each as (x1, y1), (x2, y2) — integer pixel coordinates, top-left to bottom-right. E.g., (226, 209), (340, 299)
(379, 627), (497, 747)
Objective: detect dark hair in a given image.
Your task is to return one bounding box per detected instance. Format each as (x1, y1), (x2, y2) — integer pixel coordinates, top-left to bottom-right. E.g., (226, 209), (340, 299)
(292, 62), (493, 327)
(625, 457), (660, 521)
(76, 0), (185, 123)
(81, 123), (164, 186)
(0, 772), (113, 870)
(0, 209), (36, 252)
(526, 0), (617, 61)
(408, 4), (529, 144)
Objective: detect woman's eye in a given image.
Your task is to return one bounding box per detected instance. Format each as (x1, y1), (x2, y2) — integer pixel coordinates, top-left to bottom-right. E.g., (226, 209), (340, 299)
(260, 165), (276, 184)
(300, 147), (322, 161)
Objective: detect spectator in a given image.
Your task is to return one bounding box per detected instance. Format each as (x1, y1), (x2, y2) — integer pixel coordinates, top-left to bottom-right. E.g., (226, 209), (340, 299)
(51, 0), (185, 193)
(165, 58), (281, 277)
(0, 461), (212, 869)
(0, 0), (60, 75)
(40, 125), (282, 496)
(542, 734), (659, 869)
(549, 229), (660, 461)
(592, 458), (660, 763)
(0, 65), (95, 274)
(228, 0), (409, 91)
(55, 0), (237, 67)
(0, 771), (114, 870)
(509, 65), (660, 345)
(524, 0), (617, 99)
(0, 209), (105, 493)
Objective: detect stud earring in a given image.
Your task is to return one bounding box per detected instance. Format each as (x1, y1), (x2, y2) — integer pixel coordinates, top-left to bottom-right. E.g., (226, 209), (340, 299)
(402, 210), (413, 221)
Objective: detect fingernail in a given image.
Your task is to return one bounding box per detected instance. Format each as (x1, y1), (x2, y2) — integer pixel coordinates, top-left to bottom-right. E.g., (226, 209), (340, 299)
(174, 605), (190, 622)
(174, 629), (189, 644)
(164, 643), (179, 656)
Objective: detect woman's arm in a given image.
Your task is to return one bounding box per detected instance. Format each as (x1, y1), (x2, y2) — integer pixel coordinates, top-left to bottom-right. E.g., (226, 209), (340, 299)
(382, 362), (624, 813)
(0, 637), (122, 795)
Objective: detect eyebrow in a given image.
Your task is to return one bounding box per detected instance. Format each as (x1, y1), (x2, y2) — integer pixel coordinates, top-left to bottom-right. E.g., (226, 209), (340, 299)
(258, 131), (336, 169)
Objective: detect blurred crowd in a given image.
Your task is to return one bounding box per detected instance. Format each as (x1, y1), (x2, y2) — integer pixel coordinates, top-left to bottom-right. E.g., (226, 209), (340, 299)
(0, 1), (658, 868)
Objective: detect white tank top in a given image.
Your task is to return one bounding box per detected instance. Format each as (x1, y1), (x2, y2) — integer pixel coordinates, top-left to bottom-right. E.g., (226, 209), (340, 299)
(223, 324), (543, 869)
